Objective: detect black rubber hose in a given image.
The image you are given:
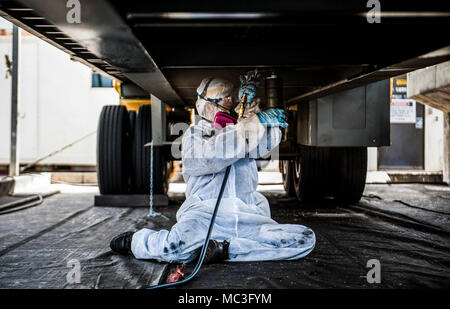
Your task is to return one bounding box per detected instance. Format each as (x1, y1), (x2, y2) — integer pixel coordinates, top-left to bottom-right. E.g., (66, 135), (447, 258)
(144, 165), (232, 289)
(0, 194), (43, 215)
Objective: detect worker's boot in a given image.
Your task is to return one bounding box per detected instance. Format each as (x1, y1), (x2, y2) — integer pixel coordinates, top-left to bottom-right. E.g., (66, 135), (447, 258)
(110, 231), (134, 255)
(204, 240), (230, 264)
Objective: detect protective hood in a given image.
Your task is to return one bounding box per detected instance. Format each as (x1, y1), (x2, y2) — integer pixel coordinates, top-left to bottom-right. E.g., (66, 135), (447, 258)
(195, 77), (234, 122)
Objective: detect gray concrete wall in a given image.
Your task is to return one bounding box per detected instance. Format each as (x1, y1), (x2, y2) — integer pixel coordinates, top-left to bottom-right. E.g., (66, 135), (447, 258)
(407, 61), (449, 184)
(425, 106), (444, 172)
(407, 61), (450, 112)
(444, 112), (450, 184)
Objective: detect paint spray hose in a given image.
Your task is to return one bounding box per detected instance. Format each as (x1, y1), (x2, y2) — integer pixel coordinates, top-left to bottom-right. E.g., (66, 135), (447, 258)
(144, 165), (232, 289)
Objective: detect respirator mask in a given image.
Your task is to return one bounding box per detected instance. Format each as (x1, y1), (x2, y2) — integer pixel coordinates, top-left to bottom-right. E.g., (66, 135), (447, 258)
(195, 77), (238, 129)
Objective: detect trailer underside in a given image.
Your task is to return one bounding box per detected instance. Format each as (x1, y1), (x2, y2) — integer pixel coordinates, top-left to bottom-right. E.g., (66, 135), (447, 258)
(1, 0), (449, 203)
(1, 0), (449, 107)
(1, 0), (450, 290)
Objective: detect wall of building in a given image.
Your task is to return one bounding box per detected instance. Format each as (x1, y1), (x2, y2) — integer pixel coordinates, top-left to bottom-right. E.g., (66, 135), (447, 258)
(424, 106), (444, 172)
(367, 147), (378, 171)
(0, 30), (119, 166)
(367, 104), (444, 172)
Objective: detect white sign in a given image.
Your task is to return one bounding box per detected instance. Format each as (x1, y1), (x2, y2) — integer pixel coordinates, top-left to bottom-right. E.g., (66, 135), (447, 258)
(390, 99), (416, 123)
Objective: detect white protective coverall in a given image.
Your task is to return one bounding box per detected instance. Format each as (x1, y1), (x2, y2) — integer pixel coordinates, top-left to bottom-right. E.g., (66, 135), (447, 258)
(131, 78), (315, 263)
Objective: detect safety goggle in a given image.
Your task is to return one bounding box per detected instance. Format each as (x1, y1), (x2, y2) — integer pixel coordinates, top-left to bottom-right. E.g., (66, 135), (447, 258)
(198, 77), (234, 112)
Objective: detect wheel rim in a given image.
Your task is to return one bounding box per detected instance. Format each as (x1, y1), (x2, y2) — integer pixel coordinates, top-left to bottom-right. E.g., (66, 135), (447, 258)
(294, 158), (301, 180)
(282, 160), (289, 177)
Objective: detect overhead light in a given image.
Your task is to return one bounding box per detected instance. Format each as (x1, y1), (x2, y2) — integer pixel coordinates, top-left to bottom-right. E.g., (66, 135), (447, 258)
(127, 12), (279, 20)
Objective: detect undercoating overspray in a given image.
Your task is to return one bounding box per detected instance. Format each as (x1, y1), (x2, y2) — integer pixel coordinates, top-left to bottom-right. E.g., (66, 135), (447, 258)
(147, 143), (168, 220)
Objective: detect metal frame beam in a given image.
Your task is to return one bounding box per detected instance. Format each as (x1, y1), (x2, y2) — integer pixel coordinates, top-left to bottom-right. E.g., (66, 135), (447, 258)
(288, 47), (450, 106)
(4, 0), (185, 107)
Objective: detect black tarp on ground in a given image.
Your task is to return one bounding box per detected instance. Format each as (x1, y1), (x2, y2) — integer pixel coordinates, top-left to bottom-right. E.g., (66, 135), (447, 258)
(0, 193), (173, 288)
(0, 184), (449, 288)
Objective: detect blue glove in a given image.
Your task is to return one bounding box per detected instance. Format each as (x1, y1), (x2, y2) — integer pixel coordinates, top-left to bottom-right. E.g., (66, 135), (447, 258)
(238, 74), (260, 106)
(257, 108), (288, 128)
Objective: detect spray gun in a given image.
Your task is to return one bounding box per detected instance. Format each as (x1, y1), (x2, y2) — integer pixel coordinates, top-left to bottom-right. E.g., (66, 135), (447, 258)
(237, 69), (260, 120)
(237, 69), (285, 120)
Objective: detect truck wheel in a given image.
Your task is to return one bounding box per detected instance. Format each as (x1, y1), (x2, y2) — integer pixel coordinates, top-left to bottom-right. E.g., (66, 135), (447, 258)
(280, 160), (296, 196)
(97, 105), (131, 194)
(128, 110), (137, 191)
(132, 105), (169, 194)
(293, 146), (332, 202)
(331, 147), (367, 203)
(128, 110), (136, 136)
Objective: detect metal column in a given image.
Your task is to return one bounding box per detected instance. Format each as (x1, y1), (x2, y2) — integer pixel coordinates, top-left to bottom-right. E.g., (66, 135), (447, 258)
(9, 25), (20, 177)
(444, 112), (450, 185)
(149, 94), (169, 205)
(150, 94), (166, 146)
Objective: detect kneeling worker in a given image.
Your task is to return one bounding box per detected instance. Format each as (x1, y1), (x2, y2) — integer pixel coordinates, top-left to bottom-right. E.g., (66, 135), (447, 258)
(110, 76), (315, 263)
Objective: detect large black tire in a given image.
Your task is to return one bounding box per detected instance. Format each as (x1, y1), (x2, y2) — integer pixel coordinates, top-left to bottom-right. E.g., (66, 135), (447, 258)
(132, 105), (169, 194)
(97, 105), (131, 194)
(128, 110), (137, 191)
(331, 147), (367, 203)
(293, 146), (332, 202)
(128, 110), (136, 137)
(279, 160), (296, 197)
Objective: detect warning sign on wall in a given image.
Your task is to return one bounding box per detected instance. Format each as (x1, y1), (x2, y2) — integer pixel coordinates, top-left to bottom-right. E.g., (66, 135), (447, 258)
(390, 76), (416, 123)
(390, 99), (416, 123)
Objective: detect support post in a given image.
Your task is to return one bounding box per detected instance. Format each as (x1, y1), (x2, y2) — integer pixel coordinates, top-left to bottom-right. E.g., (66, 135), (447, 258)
(444, 112), (450, 185)
(9, 25), (20, 177)
(150, 94), (166, 146)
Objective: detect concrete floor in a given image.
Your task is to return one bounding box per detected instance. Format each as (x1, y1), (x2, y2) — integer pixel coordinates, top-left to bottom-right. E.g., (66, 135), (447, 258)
(0, 181), (449, 289)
